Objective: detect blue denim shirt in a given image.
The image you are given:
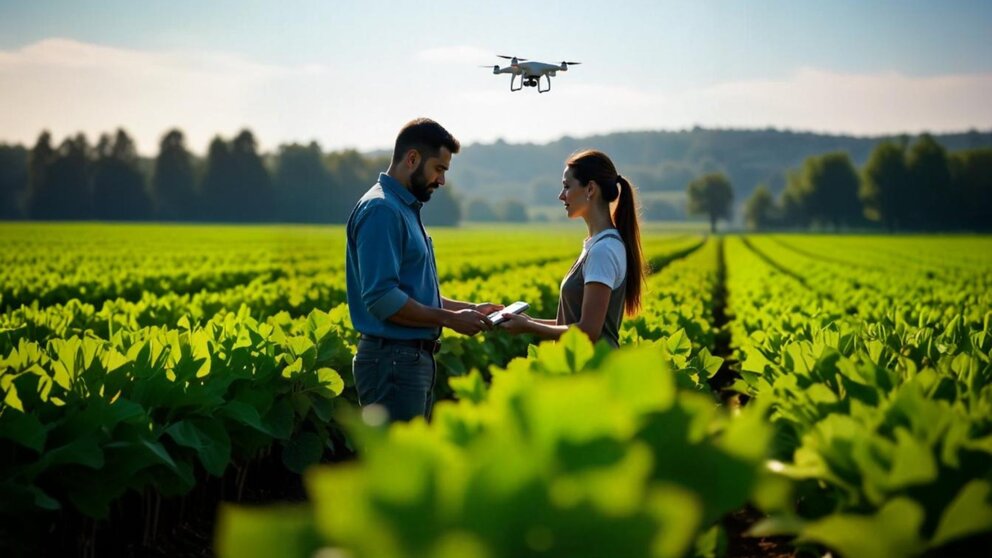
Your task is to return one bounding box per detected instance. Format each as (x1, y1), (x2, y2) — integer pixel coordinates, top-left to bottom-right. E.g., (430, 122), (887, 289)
(346, 173), (442, 340)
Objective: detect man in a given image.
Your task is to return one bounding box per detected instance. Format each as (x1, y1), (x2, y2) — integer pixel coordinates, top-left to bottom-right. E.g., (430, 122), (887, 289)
(345, 118), (503, 422)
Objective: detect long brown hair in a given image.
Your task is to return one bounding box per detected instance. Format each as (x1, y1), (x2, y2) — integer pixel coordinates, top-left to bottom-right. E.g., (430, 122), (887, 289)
(566, 149), (645, 315)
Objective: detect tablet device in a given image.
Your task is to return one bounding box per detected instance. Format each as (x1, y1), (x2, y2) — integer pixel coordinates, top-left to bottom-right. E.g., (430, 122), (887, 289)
(488, 301), (529, 326)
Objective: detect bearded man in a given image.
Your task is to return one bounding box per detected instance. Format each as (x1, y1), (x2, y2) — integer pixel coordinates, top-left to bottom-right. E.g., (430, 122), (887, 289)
(345, 118), (503, 422)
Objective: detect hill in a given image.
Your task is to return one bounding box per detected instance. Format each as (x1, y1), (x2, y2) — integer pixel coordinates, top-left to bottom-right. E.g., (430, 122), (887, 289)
(445, 127), (992, 216)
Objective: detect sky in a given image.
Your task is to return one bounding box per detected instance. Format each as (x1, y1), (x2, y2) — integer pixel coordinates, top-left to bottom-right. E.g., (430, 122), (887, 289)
(0, 0), (990, 155)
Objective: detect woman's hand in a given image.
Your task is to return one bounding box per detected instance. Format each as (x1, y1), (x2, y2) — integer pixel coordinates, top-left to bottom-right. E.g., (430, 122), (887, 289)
(498, 312), (534, 335)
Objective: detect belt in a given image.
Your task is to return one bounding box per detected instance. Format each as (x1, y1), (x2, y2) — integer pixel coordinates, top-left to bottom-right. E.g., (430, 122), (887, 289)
(360, 334), (442, 355)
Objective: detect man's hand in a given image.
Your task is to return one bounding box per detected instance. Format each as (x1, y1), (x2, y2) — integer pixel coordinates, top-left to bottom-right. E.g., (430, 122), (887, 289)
(444, 309), (494, 336)
(473, 302), (504, 316)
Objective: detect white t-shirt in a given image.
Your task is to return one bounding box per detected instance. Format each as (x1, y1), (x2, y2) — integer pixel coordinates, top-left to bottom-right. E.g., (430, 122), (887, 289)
(580, 229), (627, 290)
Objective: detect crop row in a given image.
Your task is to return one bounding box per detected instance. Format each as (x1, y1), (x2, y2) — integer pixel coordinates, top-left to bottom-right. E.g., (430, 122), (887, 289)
(725, 236), (992, 557)
(215, 237), (736, 558)
(0, 230), (707, 546)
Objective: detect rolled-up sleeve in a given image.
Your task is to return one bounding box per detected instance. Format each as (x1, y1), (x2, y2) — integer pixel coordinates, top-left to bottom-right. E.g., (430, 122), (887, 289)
(353, 203), (409, 319)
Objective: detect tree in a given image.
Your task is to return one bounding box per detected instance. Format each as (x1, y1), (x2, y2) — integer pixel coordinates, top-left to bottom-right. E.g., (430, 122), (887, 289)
(949, 148), (992, 231)
(496, 199), (529, 222)
(779, 168), (809, 228)
(466, 198), (499, 222)
(0, 144), (28, 219)
(274, 142), (332, 223)
(860, 140), (907, 230)
(905, 134), (952, 230)
(28, 133), (92, 220)
(325, 150), (385, 223)
(152, 129), (197, 220)
(200, 130), (274, 222)
(686, 173), (733, 233)
(805, 152), (862, 228)
(92, 129), (151, 220)
(25, 131), (56, 219)
(744, 184), (776, 231)
(778, 153), (861, 229)
(230, 129), (274, 222)
(421, 183), (462, 226)
(200, 136), (235, 221)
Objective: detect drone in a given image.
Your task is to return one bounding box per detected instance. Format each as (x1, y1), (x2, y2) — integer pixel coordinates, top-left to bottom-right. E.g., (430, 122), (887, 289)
(481, 55), (581, 93)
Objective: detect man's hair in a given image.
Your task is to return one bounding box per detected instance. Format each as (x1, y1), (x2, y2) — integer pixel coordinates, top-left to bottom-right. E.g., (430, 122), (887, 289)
(391, 118), (460, 164)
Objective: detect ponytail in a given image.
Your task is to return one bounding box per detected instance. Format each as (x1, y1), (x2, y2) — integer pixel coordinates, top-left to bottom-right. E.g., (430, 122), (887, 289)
(566, 149), (646, 316)
(613, 175), (645, 315)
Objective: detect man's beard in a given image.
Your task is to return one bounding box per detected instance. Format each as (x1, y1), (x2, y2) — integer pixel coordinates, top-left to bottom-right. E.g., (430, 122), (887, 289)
(410, 161), (439, 202)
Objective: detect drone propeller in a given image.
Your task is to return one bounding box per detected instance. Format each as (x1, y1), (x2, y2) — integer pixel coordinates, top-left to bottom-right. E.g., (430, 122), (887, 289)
(563, 61), (581, 65)
(497, 55), (527, 61)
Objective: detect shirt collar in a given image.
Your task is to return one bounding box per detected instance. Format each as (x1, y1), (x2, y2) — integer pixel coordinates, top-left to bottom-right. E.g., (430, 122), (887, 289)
(378, 172), (422, 209)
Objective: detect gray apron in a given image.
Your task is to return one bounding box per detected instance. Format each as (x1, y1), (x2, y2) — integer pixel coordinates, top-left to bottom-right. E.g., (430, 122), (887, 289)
(556, 230), (626, 348)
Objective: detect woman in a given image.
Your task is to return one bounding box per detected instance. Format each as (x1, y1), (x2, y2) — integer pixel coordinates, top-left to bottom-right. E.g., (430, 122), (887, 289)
(500, 149), (645, 347)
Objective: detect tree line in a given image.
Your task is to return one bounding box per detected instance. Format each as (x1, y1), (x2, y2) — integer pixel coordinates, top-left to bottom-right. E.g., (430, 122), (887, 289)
(3, 129), (990, 230)
(685, 134), (992, 232)
(0, 128), (463, 226)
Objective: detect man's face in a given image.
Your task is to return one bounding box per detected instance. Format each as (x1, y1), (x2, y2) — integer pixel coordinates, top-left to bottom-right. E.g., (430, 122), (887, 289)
(409, 147), (452, 202)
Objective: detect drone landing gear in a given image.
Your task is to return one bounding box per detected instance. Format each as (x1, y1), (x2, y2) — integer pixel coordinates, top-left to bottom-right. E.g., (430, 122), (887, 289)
(538, 74), (551, 93)
(510, 74), (523, 92)
(510, 74), (552, 93)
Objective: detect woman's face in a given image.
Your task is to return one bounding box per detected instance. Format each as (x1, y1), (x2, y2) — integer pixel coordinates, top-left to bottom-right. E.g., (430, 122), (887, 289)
(559, 166), (588, 219)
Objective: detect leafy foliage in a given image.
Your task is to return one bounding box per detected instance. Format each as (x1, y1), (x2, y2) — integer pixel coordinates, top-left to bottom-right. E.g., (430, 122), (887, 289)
(726, 235), (992, 556)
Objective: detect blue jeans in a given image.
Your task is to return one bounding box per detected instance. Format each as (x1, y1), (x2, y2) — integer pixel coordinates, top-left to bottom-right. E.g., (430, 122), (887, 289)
(352, 338), (437, 422)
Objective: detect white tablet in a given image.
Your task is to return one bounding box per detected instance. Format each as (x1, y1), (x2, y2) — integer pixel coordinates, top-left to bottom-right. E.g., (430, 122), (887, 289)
(488, 301), (529, 326)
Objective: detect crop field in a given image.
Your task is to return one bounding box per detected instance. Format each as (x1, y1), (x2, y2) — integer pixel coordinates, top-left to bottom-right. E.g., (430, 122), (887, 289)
(1, 223), (990, 557)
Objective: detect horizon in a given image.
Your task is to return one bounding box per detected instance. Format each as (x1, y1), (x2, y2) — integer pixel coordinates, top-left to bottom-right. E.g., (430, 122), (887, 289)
(5, 124), (992, 159)
(2, 1), (991, 155)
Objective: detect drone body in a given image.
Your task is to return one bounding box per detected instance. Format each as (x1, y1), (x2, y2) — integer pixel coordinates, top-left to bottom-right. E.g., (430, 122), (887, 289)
(482, 55), (581, 93)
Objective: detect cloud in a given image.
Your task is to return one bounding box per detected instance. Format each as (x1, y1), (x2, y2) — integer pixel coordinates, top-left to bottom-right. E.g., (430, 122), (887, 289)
(688, 68), (992, 135)
(0, 38), (331, 154)
(0, 38), (989, 156)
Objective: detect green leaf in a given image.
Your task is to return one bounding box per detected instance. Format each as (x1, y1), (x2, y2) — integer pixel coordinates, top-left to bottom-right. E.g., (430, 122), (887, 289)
(316, 367), (344, 398)
(645, 485), (703, 558)
(694, 524), (728, 558)
(39, 435), (105, 471)
(665, 329), (692, 357)
(449, 369), (488, 404)
(220, 401), (267, 432)
(282, 356), (303, 379)
(931, 480), (992, 548)
(798, 498), (925, 558)
(281, 432), (324, 474)
(602, 346), (676, 412)
(165, 418), (232, 476)
(692, 348), (724, 379)
(32, 485), (60, 510)
(104, 398), (146, 428)
(884, 428), (938, 491)
(262, 399), (294, 440)
(0, 408), (47, 451)
(310, 397), (334, 422)
(740, 348), (772, 374)
(523, 327), (595, 375)
(215, 504), (321, 558)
